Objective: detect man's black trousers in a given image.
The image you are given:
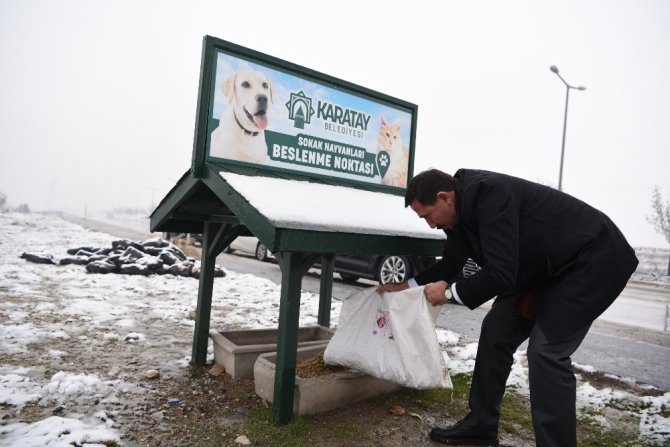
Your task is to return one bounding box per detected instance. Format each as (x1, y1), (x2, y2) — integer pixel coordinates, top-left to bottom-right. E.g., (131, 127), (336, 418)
(464, 293), (591, 447)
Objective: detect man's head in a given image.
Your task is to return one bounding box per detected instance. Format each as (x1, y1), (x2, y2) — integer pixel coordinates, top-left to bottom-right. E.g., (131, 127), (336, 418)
(405, 169), (458, 230)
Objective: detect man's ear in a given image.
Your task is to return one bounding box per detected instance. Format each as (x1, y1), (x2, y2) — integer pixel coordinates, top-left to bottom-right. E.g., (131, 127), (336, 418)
(436, 191), (451, 203)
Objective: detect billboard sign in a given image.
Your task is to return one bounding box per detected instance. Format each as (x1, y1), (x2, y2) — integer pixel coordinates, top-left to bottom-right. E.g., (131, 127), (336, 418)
(194, 37), (417, 192)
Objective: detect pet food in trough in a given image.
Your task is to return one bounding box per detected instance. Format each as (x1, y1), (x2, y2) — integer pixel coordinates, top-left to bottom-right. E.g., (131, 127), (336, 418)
(254, 345), (400, 416)
(209, 325), (334, 379)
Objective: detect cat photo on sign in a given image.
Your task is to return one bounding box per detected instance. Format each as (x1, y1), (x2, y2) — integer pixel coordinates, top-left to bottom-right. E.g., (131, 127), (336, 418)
(376, 116), (409, 188)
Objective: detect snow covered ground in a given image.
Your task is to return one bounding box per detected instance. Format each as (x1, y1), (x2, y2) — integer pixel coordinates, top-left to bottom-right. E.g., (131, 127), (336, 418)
(0, 212), (668, 446)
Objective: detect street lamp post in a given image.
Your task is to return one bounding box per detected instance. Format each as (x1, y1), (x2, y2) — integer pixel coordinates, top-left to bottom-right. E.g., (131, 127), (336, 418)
(550, 65), (586, 191)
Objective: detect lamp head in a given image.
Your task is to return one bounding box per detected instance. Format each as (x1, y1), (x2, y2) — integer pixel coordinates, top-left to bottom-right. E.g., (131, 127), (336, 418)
(550, 65), (559, 74)
(577, 86), (586, 91)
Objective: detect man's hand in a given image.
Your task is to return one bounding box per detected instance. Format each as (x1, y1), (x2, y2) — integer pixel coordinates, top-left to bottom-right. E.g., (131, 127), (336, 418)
(424, 280), (449, 306)
(376, 281), (409, 294)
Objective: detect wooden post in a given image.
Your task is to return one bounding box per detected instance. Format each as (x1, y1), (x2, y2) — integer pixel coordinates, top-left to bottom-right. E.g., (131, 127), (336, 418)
(191, 221), (220, 366)
(318, 254), (335, 327)
(273, 252), (304, 424)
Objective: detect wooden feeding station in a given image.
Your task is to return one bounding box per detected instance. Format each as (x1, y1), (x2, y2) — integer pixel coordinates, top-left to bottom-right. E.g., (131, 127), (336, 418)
(150, 36), (445, 425)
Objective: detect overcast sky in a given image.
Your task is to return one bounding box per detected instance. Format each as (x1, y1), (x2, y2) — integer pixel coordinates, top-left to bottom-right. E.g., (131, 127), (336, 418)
(1, 0), (668, 248)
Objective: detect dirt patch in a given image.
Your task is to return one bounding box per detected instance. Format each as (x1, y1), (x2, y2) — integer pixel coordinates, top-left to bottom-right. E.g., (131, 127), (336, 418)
(574, 365), (667, 397)
(123, 367), (265, 446)
(124, 365), (470, 447)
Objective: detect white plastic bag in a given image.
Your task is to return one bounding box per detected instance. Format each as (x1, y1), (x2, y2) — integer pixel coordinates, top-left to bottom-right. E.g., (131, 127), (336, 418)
(324, 286), (452, 389)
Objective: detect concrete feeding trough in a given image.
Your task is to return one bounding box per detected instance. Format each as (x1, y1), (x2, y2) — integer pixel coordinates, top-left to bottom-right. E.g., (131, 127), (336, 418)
(210, 326), (335, 379)
(254, 345), (401, 415)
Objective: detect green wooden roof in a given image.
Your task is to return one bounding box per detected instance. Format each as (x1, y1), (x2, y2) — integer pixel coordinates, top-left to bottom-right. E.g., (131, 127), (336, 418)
(150, 163), (445, 257)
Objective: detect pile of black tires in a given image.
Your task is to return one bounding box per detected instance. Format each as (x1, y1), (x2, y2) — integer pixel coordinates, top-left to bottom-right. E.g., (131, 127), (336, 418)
(20, 237), (225, 279)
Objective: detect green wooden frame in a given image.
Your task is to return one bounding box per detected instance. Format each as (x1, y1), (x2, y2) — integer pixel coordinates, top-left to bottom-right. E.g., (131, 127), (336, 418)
(151, 35), (441, 427)
(150, 164), (445, 426)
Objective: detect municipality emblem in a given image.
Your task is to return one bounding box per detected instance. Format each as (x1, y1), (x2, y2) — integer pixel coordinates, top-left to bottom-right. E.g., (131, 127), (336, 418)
(285, 91), (315, 129)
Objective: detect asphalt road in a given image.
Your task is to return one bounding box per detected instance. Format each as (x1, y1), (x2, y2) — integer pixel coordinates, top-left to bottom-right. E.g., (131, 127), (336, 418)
(65, 216), (670, 390)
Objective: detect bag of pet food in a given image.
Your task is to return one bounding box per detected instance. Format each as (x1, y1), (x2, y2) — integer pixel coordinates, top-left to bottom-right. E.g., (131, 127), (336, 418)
(324, 286), (452, 389)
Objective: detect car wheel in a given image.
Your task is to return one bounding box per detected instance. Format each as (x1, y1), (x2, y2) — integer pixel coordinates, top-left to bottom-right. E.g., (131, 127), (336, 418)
(255, 242), (269, 262)
(339, 273), (361, 283)
(377, 255), (411, 284)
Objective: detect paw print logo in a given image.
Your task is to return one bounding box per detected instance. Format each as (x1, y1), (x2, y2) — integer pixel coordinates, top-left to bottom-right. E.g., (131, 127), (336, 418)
(376, 150), (391, 179)
(379, 152), (389, 167)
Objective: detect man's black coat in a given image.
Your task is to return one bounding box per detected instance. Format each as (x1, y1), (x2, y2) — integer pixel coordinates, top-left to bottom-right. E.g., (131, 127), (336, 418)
(415, 169), (639, 342)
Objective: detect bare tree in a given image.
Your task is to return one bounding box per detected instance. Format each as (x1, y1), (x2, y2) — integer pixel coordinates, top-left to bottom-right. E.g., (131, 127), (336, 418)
(646, 186), (670, 275)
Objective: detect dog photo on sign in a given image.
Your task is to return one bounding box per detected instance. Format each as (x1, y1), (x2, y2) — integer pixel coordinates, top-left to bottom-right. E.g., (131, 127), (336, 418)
(210, 69), (274, 164)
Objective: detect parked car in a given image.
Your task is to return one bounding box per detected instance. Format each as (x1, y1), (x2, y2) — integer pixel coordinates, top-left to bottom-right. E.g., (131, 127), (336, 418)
(319, 253), (436, 285)
(200, 234), (480, 286)
(328, 256), (479, 285)
(224, 236), (435, 285)
(225, 236), (274, 262)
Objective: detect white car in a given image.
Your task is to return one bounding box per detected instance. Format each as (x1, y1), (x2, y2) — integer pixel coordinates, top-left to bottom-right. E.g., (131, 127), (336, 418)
(226, 236), (274, 262)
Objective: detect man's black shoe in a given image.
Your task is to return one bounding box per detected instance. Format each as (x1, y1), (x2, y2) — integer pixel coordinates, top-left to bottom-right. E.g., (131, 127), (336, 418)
(429, 424), (499, 446)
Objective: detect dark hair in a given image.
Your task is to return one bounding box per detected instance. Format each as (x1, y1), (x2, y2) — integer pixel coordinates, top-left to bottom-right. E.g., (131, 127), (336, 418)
(405, 169), (456, 207)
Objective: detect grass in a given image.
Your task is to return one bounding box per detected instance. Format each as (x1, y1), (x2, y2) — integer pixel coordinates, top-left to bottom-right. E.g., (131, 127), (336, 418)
(246, 410), (363, 446)
(174, 371), (666, 446)
(403, 373), (472, 416)
(156, 367), (668, 447)
(239, 373), (478, 446)
(499, 389), (534, 436)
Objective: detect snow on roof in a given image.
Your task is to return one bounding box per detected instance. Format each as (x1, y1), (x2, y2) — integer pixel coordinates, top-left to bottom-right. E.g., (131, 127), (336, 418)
(220, 172), (447, 240)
